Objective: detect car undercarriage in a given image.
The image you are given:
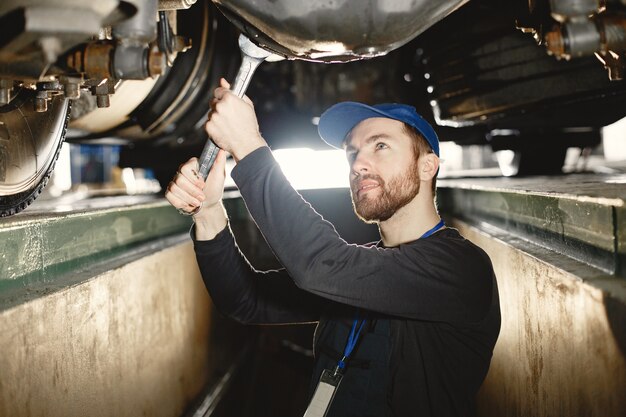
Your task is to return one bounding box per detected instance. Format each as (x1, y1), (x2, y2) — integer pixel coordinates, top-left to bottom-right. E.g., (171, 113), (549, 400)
(1, 0), (625, 216)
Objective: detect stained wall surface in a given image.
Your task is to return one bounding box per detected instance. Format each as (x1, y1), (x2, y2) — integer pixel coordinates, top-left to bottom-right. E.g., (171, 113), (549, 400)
(0, 241), (211, 417)
(455, 222), (626, 417)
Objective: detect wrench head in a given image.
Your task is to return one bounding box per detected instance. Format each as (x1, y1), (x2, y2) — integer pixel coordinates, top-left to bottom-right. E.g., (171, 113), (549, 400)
(238, 34), (284, 61)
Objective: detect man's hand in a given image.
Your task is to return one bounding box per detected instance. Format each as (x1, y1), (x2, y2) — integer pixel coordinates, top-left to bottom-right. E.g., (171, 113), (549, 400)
(165, 150), (228, 240)
(205, 78), (267, 161)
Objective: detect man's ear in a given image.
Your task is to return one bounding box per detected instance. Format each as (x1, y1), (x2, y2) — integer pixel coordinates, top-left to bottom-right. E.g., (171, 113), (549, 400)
(419, 153), (439, 181)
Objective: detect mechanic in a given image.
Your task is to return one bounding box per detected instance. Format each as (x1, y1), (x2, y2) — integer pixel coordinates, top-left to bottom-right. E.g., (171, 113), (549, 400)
(165, 78), (501, 417)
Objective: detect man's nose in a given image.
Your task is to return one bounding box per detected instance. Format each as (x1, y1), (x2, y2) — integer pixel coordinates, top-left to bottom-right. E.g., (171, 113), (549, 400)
(351, 152), (372, 176)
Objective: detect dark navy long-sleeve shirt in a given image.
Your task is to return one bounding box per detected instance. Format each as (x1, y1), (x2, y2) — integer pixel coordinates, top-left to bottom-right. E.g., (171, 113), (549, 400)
(193, 146), (501, 416)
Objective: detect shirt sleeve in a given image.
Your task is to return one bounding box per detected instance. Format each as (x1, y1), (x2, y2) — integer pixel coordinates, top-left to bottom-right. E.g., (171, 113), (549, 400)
(192, 223), (324, 324)
(230, 147), (494, 323)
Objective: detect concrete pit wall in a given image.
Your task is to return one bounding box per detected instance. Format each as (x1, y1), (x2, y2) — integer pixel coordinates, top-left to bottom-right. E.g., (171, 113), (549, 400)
(0, 241), (211, 417)
(454, 221), (626, 417)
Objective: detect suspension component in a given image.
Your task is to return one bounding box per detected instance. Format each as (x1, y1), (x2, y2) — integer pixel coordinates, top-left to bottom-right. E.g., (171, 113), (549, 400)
(540, 0), (626, 79)
(545, 15), (626, 59)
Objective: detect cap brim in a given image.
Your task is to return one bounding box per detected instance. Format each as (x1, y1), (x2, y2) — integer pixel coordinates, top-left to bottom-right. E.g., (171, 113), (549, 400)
(318, 102), (395, 149)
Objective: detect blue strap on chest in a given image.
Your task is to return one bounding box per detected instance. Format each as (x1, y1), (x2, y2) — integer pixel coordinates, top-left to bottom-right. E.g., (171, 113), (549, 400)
(335, 219), (444, 374)
(336, 314), (366, 373)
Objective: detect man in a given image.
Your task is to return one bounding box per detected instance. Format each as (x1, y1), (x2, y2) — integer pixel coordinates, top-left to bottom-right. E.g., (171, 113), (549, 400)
(166, 78), (501, 416)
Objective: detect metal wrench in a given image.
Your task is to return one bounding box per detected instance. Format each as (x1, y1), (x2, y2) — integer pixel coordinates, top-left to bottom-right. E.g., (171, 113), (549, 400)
(197, 35), (281, 180)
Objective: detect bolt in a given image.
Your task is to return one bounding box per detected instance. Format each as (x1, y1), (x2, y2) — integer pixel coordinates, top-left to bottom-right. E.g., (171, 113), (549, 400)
(0, 79), (12, 106)
(96, 94), (110, 108)
(91, 79), (115, 107)
(0, 89), (10, 106)
(64, 83), (81, 99)
(35, 96), (48, 112)
(605, 54), (624, 81)
(608, 65), (623, 80)
(172, 35), (192, 53)
(34, 81), (61, 111)
(545, 28), (566, 58)
(148, 48), (166, 76)
(38, 80), (60, 91)
(60, 76), (83, 100)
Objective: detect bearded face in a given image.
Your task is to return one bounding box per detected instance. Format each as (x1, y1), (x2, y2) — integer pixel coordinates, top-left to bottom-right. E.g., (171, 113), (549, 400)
(350, 157), (420, 223)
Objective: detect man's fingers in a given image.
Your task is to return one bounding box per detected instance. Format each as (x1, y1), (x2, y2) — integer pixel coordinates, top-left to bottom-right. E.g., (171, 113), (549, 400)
(178, 158), (204, 187)
(167, 181), (202, 208)
(215, 149), (227, 170)
(215, 86), (252, 107)
(242, 95), (253, 106)
(176, 173), (206, 201)
(165, 181), (200, 208)
(207, 150), (227, 180)
(213, 86), (231, 101)
(210, 79), (230, 113)
(212, 77), (251, 111)
(165, 190), (197, 212)
(165, 184), (191, 209)
(204, 117), (220, 146)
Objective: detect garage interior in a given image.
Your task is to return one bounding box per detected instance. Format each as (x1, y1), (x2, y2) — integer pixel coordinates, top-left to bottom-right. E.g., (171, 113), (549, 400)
(1, 1), (625, 416)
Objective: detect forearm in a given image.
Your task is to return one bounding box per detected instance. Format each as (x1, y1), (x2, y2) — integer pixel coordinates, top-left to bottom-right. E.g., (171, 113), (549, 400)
(193, 221), (322, 324)
(231, 147), (369, 305)
(193, 202), (228, 241)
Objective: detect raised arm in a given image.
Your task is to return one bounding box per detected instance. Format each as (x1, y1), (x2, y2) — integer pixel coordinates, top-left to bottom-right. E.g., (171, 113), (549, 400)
(165, 140), (322, 324)
(229, 148), (494, 323)
(193, 223), (323, 324)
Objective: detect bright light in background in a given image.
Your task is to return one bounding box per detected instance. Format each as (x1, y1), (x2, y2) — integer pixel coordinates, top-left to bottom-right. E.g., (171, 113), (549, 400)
(437, 142), (463, 177)
(224, 148), (350, 190)
(48, 143), (72, 196)
(223, 143), (493, 190)
(603, 116), (626, 161)
(121, 167), (137, 194)
(494, 150), (518, 177)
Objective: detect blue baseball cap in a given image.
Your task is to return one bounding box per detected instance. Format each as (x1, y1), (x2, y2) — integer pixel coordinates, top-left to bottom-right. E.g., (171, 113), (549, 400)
(318, 102), (440, 156)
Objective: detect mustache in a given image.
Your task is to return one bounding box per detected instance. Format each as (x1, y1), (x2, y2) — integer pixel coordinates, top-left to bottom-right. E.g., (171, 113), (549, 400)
(350, 174), (385, 190)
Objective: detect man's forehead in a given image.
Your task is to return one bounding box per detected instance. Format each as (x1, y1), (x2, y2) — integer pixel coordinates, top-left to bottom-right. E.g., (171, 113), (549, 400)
(343, 117), (405, 148)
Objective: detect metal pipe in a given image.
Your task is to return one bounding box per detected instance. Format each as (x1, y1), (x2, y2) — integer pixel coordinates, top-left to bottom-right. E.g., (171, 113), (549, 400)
(158, 0), (197, 10)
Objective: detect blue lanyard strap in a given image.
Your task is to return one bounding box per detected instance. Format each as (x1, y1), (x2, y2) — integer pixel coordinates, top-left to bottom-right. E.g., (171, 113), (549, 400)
(336, 315), (366, 372)
(420, 219), (445, 239)
(334, 219), (444, 374)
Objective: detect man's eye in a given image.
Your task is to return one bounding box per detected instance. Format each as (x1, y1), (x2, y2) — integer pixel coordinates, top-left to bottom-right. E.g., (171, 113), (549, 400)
(375, 142), (388, 150)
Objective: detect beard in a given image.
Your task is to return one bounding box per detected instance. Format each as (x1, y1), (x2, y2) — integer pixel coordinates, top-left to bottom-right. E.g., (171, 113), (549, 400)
(350, 160), (420, 223)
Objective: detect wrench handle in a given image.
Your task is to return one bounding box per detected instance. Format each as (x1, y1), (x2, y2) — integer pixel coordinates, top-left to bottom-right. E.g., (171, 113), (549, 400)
(198, 141), (220, 180)
(197, 54), (265, 180)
